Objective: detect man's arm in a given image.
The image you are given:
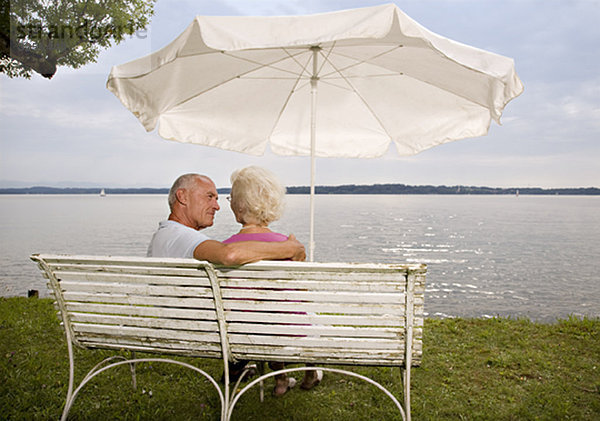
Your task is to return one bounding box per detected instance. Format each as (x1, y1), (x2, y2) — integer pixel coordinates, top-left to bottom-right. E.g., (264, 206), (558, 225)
(193, 234), (306, 265)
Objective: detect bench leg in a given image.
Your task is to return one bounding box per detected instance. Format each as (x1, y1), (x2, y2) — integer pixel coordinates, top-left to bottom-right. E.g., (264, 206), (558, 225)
(257, 362), (265, 402)
(63, 358), (226, 420)
(129, 351), (137, 390)
(402, 365), (411, 421)
(62, 355), (139, 420)
(230, 363), (259, 403)
(227, 366), (407, 421)
(61, 334), (76, 421)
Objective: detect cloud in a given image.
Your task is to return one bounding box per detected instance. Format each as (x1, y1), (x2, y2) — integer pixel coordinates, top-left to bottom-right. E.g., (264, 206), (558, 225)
(2, 97), (133, 131)
(559, 79), (600, 126)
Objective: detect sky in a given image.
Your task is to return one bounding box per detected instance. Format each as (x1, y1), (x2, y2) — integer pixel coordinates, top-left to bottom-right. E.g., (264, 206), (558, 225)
(1, 0), (599, 189)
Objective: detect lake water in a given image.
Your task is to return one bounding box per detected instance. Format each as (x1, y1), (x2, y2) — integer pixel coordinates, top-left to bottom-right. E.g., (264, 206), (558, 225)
(1, 194), (598, 322)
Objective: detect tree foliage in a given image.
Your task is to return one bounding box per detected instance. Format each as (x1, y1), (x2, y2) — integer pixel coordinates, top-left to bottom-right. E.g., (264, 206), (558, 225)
(0, 0), (155, 79)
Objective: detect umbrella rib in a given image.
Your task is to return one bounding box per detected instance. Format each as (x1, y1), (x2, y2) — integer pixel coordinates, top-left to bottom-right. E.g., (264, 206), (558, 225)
(313, 44), (408, 94)
(319, 44), (405, 80)
(400, 71), (492, 114)
(112, 50), (220, 80)
(265, 49), (314, 141)
(318, 49), (394, 140)
(319, 42), (337, 76)
(327, 44), (498, 113)
(143, 49), (308, 79)
(315, 74), (400, 94)
(282, 46), (314, 74)
(166, 49), (310, 112)
(237, 76), (307, 80)
(225, 49), (308, 79)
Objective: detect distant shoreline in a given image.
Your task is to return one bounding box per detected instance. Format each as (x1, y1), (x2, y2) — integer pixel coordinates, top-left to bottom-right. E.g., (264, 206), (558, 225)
(1, 184), (599, 195)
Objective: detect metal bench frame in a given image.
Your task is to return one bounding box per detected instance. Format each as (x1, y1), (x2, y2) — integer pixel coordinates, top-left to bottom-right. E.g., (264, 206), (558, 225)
(31, 254), (426, 421)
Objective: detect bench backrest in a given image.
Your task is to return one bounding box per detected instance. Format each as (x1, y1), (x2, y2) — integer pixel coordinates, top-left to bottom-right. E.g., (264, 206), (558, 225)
(31, 255), (426, 367)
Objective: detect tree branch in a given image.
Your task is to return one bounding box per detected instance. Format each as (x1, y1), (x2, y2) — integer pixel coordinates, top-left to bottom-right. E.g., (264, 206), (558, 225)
(7, 40), (56, 78)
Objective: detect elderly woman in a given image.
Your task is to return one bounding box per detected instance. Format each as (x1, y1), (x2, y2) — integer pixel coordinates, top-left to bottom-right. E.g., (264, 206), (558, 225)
(223, 166), (323, 397)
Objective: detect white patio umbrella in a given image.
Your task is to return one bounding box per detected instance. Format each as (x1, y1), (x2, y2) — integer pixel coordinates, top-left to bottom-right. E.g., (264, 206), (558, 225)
(107, 3), (523, 261)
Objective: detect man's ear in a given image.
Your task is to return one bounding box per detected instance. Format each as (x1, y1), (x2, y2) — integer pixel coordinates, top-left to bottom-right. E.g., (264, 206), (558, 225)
(175, 188), (187, 206)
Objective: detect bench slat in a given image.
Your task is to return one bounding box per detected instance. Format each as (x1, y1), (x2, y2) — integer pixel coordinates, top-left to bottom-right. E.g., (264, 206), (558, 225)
(221, 278), (407, 292)
(234, 344), (423, 366)
(63, 292), (217, 309)
(228, 333), (404, 350)
(59, 280), (213, 297)
(218, 270), (406, 282)
(66, 302), (218, 320)
(46, 263), (212, 277)
(39, 254), (424, 271)
(221, 288), (405, 304)
(71, 313), (219, 331)
(55, 271), (212, 287)
(218, 262), (423, 274)
(79, 338), (223, 357)
(227, 323), (404, 338)
(72, 323), (222, 343)
(223, 300), (421, 315)
(225, 311), (424, 327)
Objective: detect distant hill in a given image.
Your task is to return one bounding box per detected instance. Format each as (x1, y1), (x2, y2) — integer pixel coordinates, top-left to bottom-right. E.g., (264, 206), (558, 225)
(286, 184), (600, 195)
(0, 186), (170, 195)
(1, 184), (598, 195)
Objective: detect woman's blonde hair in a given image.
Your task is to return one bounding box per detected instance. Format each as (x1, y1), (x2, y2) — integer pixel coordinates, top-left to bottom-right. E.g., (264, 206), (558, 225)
(230, 166), (286, 225)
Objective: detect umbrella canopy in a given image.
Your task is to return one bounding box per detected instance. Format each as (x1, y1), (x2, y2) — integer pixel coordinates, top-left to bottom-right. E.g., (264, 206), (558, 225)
(107, 3), (523, 260)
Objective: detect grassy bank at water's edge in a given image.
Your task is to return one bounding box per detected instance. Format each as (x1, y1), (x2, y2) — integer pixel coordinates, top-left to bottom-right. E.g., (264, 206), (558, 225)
(1, 297), (598, 420)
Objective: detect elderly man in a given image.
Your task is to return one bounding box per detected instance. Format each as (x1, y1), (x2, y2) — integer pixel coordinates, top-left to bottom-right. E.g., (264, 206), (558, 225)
(148, 173), (305, 264)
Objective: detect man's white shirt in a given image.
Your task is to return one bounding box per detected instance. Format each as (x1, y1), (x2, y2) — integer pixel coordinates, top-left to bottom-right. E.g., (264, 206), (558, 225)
(147, 220), (209, 258)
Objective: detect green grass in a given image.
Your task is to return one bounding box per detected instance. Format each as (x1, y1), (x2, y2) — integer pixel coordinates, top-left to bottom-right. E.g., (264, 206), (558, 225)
(1, 297), (599, 420)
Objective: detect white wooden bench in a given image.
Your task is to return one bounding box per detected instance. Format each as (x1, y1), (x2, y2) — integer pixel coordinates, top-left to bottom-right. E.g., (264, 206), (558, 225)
(31, 254), (426, 421)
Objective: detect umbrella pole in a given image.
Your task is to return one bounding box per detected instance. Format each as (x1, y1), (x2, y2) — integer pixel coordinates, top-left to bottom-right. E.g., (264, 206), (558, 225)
(309, 46), (320, 262)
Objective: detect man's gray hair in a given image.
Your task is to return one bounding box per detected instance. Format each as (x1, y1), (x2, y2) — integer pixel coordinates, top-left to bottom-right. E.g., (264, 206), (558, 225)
(167, 173), (210, 210)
